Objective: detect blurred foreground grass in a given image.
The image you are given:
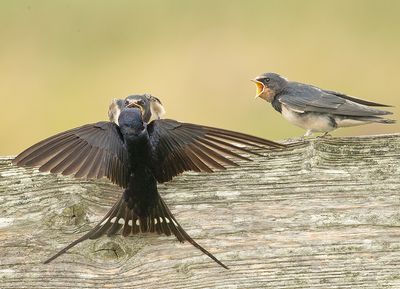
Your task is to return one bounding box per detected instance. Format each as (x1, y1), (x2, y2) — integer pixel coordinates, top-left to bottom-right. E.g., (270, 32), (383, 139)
(0, 0), (399, 155)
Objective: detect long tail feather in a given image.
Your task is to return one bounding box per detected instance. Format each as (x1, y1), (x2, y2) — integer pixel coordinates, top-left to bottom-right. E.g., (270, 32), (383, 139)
(44, 194), (228, 269)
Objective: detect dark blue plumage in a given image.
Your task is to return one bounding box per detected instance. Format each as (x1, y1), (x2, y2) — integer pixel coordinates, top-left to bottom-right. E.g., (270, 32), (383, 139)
(118, 108), (157, 217)
(13, 100), (285, 268)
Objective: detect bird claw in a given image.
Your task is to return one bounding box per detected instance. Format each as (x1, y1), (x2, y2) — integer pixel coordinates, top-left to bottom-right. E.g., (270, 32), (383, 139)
(318, 132), (333, 138)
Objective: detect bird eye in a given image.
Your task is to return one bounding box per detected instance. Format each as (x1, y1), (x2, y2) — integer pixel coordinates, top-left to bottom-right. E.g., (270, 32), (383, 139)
(124, 100), (129, 106)
(265, 78), (271, 83)
(138, 100), (144, 105)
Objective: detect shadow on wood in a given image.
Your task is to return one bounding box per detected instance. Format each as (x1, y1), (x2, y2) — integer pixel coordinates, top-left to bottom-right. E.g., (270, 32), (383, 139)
(1, 134), (400, 288)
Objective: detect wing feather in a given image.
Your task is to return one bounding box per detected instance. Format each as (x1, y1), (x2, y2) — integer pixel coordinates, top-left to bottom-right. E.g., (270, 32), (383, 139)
(148, 119), (284, 183)
(13, 122), (130, 188)
(280, 83), (393, 116)
(322, 89), (393, 107)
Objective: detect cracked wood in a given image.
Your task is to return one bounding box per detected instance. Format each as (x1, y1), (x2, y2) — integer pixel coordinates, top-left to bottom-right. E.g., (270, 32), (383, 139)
(1, 134), (400, 288)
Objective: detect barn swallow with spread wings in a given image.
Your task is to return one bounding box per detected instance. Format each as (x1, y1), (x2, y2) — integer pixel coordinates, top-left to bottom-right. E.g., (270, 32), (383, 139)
(13, 94), (285, 269)
(252, 72), (395, 137)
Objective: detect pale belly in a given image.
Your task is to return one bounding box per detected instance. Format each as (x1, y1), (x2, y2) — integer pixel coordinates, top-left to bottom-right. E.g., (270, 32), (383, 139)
(281, 105), (335, 132)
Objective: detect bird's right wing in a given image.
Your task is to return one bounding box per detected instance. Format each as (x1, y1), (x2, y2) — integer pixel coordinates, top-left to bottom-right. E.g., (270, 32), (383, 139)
(147, 119), (285, 183)
(280, 83), (392, 116)
(13, 122), (130, 188)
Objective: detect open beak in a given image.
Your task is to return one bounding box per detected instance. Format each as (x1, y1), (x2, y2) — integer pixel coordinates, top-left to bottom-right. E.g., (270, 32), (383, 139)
(126, 101), (145, 115)
(126, 101), (138, 108)
(251, 79), (265, 99)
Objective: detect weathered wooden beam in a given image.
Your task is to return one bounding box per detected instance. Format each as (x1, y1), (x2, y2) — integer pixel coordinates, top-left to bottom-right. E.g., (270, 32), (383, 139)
(1, 134), (400, 288)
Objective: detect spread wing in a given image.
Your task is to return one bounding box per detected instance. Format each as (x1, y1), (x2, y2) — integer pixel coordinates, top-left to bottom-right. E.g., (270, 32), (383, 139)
(13, 122), (130, 188)
(280, 83), (393, 116)
(147, 119), (285, 183)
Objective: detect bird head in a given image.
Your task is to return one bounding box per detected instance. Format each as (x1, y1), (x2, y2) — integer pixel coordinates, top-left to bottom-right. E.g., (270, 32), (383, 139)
(108, 94), (165, 125)
(252, 72), (288, 102)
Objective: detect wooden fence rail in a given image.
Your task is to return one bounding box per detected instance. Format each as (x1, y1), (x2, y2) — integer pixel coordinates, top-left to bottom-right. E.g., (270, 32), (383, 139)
(1, 134), (400, 288)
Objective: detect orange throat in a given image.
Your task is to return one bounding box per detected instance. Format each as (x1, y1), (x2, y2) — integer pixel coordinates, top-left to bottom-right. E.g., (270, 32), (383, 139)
(254, 81), (274, 102)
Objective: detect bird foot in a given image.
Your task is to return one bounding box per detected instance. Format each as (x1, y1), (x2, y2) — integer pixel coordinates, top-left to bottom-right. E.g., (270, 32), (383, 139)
(317, 132), (333, 138)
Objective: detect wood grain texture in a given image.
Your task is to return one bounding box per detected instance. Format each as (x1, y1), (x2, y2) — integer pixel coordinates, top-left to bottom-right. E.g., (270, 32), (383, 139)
(1, 134), (400, 289)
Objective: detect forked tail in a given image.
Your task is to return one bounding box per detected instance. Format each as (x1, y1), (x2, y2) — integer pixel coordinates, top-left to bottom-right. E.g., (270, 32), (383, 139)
(44, 194), (228, 269)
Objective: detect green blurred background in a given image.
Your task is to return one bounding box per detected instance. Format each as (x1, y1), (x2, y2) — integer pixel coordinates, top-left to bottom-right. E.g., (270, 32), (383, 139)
(1, 0), (399, 155)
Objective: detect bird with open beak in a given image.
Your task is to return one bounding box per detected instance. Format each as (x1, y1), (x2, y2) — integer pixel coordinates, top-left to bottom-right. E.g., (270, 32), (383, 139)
(13, 95), (285, 269)
(252, 72), (395, 137)
(108, 94), (165, 125)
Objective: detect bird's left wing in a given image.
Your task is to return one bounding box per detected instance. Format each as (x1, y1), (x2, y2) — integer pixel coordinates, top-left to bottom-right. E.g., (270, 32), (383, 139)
(322, 89), (393, 107)
(147, 119), (285, 183)
(280, 83), (392, 116)
(13, 122), (130, 188)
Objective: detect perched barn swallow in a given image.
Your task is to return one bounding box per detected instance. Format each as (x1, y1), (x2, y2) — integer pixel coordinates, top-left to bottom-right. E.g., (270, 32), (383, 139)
(108, 94), (165, 125)
(13, 97), (285, 269)
(252, 72), (395, 137)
